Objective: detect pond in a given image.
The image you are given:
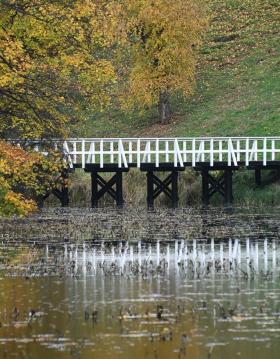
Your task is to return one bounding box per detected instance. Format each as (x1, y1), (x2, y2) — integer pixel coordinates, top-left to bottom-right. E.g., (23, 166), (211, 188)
(0, 207), (280, 359)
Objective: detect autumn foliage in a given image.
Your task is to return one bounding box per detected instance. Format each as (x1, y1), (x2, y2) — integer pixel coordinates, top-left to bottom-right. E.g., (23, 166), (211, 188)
(114, 0), (207, 121)
(0, 0), (207, 135)
(0, 0), (117, 139)
(0, 141), (66, 216)
(0, 0), (207, 215)
(0, 0), (118, 215)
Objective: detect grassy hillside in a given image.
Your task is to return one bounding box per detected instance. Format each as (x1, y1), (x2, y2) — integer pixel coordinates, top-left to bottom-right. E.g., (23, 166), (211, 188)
(66, 0), (280, 208)
(73, 0), (280, 138)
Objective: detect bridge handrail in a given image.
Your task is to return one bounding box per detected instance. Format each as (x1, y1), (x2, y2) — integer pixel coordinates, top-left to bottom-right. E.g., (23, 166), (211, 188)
(62, 137), (280, 168)
(9, 137), (280, 169)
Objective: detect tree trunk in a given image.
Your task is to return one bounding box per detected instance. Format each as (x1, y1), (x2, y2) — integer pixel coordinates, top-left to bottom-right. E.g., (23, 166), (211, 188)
(158, 91), (171, 124)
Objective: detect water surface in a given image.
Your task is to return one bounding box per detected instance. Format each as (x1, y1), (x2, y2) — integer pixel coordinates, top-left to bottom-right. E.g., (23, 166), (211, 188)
(1, 207), (280, 359)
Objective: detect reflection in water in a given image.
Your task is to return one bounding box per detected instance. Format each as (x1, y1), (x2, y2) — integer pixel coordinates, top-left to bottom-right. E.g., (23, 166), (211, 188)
(1, 207), (280, 359)
(0, 237), (280, 359)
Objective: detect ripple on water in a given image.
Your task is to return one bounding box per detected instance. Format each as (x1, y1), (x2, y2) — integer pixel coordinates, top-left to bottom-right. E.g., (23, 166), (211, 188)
(1, 207), (280, 358)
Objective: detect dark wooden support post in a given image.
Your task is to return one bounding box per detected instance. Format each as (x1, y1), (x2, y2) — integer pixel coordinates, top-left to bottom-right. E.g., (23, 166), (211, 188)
(171, 170), (179, 209)
(202, 170), (209, 206)
(224, 169), (233, 206)
(51, 169), (69, 207)
(89, 169), (127, 208)
(147, 171), (154, 209)
(60, 169), (69, 207)
(146, 169), (179, 209)
(255, 169), (262, 187)
(60, 186), (69, 207)
(91, 171), (98, 208)
(116, 171), (124, 208)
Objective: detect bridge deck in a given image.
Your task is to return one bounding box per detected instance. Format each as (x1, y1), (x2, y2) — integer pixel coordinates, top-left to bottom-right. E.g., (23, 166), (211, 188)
(79, 161), (280, 171)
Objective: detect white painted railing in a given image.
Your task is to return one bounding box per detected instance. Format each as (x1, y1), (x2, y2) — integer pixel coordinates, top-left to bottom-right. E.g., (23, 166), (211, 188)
(61, 137), (280, 168)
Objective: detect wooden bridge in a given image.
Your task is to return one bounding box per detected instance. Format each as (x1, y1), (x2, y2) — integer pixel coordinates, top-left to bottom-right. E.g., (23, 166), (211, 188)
(30, 137), (280, 208)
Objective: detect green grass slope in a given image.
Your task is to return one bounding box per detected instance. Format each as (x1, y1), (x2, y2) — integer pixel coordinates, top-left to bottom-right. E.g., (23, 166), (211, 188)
(73, 0), (280, 138)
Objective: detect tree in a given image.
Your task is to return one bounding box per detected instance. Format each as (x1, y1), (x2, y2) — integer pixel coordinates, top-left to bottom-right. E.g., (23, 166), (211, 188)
(0, 0), (119, 215)
(114, 0), (207, 123)
(0, 0), (117, 139)
(0, 1), (207, 215)
(0, 140), (66, 216)
(1, 0), (207, 131)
